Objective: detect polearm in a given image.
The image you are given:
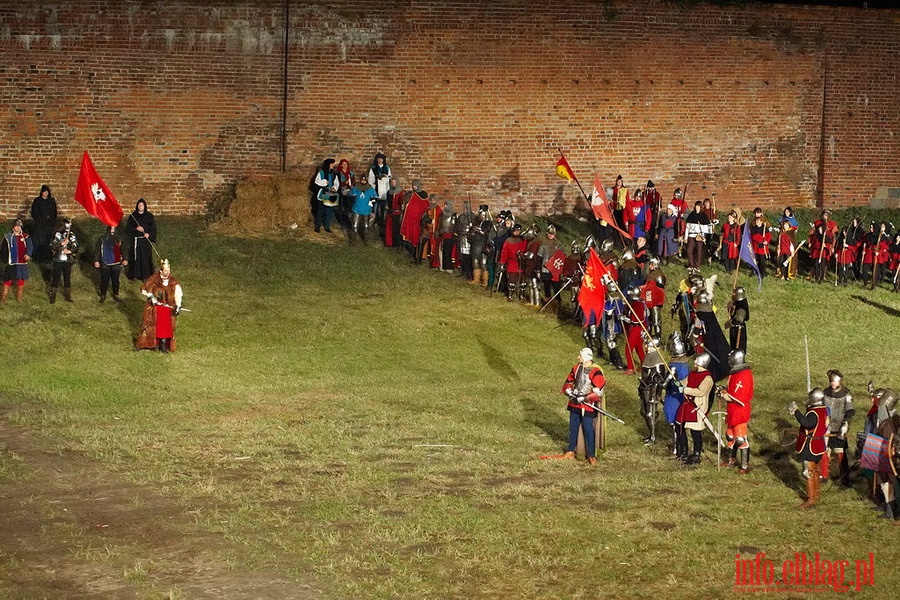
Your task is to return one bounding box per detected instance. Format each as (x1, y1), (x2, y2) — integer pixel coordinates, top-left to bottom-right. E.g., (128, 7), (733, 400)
(539, 273), (575, 312)
(782, 240), (806, 268)
(129, 212), (162, 263)
(804, 334), (811, 393)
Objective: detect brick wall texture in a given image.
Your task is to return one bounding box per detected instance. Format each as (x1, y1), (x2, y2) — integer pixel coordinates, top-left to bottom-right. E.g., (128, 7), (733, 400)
(1, 0), (898, 218)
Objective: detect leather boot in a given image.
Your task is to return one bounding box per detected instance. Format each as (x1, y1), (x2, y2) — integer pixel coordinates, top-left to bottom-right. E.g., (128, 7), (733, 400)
(468, 268), (482, 285)
(0, 285), (8, 303)
(479, 270), (488, 287)
(49, 287), (58, 304)
(99, 294), (106, 303)
(159, 339), (170, 353)
(799, 462), (819, 509)
(685, 452), (701, 465)
(15, 284), (23, 303)
(63, 287), (73, 302)
(722, 445), (737, 467)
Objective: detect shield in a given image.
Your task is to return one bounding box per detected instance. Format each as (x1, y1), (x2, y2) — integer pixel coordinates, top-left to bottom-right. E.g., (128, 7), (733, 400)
(859, 433), (891, 473)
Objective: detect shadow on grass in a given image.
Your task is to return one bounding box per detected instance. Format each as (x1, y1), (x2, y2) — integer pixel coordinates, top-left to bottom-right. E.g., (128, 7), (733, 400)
(851, 294), (900, 318)
(757, 417), (803, 500)
(476, 337), (520, 384)
(519, 394), (568, 446)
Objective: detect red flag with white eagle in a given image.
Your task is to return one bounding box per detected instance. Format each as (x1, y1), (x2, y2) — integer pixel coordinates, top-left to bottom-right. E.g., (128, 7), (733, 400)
(544, 249), (567, 282)
(73, 151), (124, 227)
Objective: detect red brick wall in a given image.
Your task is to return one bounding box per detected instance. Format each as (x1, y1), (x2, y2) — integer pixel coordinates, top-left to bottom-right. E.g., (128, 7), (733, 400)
(0, 1), (897, 219)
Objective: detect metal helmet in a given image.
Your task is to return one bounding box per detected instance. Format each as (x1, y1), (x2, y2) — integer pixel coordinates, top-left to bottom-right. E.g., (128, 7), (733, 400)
(546, 224), (557, 236)
(734, 286), (746, 301)
(571, 240), (582, 255)
(688, 273), (705, 291)
(674, 187), (683, 199)
(728, 350), (747, 372)
(621, 249), (634, 261)
(648, 257), (660, 268)
(523, 224), (538, 241)
(827, 369), (843, 384)
(605, 281), (618, 294)
(807, 387), (826, 407)
(694, 352), (711, 369)
(876, 389), (898, 422)
(650, 269), (667, 288)
(627, 287), (641, 301)
(583, 234), (596, 252)
(600, 238), (615, 253)
(668, 332), (687, 357)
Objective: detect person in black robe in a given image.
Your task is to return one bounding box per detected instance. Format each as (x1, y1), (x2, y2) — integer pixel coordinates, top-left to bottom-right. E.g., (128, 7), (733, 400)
(30, 184), (58, 262)
(125, 198), (157, 281)
(693, 292), (732, 382)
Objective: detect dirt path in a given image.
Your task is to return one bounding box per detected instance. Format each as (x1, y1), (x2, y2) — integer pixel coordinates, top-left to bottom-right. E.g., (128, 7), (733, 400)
(0, 409), (321, 599)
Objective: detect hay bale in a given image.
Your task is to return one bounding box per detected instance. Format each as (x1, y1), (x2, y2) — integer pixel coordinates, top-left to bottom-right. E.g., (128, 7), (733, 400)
(209, 174), (341, 244)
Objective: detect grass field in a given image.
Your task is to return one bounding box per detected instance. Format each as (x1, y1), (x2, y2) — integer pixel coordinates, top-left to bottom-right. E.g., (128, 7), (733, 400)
(1, 214), (899, 599)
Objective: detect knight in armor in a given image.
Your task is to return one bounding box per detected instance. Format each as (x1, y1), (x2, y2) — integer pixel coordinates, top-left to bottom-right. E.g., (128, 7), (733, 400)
(718, 350), (754, 474)
(675, 352), (714, 465)
(468, 205), (491, 286)
(867, 382), (899, 519)
(671, 270), (703, 350)
(50, 218), (79, 304)
(537, 225), (564, 306)
(638, 337), (668, 445)
(621, 287), (647, 375)
(726, 286), (749, 353)
(616, 248), (642, 292)
(485, 210), (509, 290)
(437, 200), (456, 273)
(602, 282), (626, 370)
(454, 201), (475, 281)
(820, 369), (854, 487)
(416, 198), (442, 267)
(641, 258), (666, 339)
(498, 224), (526, 302)
(564, 240), (585, 323)
(663, 333), (691, 455)
(521, 224), (543, 307)
(543, 347), (607, 465)
(789, 388), (829, 509)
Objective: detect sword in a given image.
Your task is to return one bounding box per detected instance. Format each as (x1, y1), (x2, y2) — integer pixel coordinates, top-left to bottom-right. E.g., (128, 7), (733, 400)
(154, 302), (191, 312)
(579, 399), (626, 425)
(492, 269), (504, 297)
(701, 412), (727, 448)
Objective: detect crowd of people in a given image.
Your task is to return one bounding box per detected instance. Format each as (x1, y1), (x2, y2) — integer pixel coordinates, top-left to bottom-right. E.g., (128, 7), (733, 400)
(308, 156), (899, 517)
(2, 186), (183, 352)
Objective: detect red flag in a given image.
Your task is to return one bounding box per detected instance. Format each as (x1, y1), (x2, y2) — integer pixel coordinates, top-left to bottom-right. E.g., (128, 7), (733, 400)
(544, 249), (567, 282)
(577, 248), (608, 326)
(591, 175), (632, 240)
(73, 151), (124, 227)
(556, 155), (576, 182)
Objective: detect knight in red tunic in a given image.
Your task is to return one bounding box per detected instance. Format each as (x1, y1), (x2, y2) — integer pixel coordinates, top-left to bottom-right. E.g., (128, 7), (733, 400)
(718, 351), (754, 474)
(790, 388), (829, 509)
(542, 348), (607, 465)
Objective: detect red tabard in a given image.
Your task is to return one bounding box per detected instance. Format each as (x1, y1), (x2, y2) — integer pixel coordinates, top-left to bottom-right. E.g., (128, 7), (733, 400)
(675, 369), (711, 424)
(155, 305), (174, 338)
(561, 364), (606, 413)
(499, 237), (527, 273)
(796, 405), (828, 456)
(640, 281), (665, 308)
(725, 368), (753, 426)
